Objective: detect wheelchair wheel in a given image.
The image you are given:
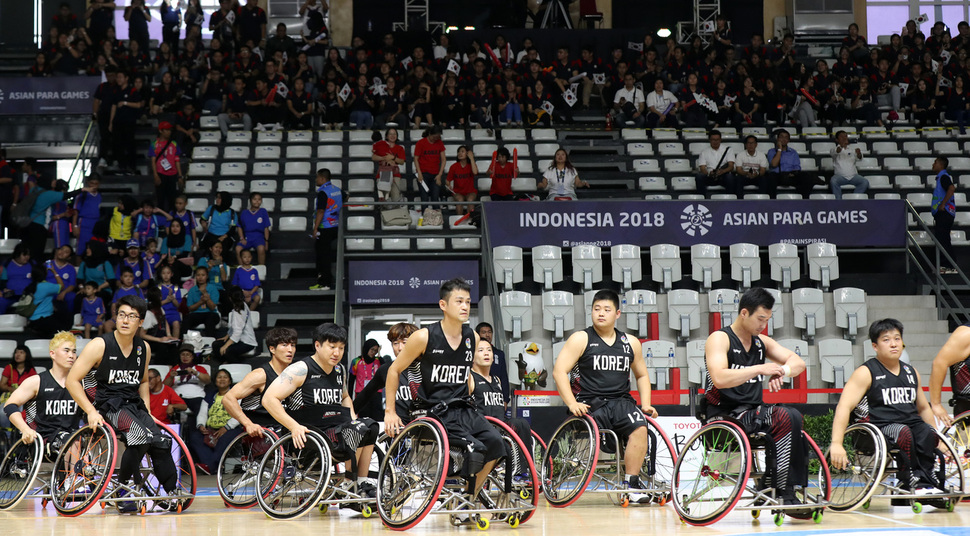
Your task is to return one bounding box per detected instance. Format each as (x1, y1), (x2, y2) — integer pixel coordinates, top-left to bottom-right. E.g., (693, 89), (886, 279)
(140, 422), (197, 513)
(530, 431), (547, 469)
(0, 437), (44, 510)
(827, 422), (887, 512)
(943, 411), (970, 484)
(640, 416), (677, 504)
(484, 417), (539, 525)
(52, 425), (117, 517)
(788, 431), (832, 520)
(932, 430), (966, 497)
(377, 417), (448, 531)
(672, 421), (752, 526)
(541, 415), (598, 508)
(255, 430), (332, 521)
(218, 428), (281, 508)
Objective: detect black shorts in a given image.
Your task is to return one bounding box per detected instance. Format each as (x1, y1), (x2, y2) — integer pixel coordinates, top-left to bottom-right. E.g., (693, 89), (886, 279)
(314, 418), (378, 461)
(437, 406), (505, 463)
(583, 396), (647, 444)
(41, 430), (72, 462)
(102, 402), (169, 449)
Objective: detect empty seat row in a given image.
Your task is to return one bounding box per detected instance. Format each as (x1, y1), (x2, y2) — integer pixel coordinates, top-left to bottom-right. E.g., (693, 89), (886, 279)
(196, 122), (558, 142)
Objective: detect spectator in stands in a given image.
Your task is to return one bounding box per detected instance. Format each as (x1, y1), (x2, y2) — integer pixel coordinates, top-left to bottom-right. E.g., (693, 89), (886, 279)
(124, 0), (151, 54)
(77, 242), (114, 308)
(487, 146), (518, 201)
(85, 0), (115, 46)
(942, 75), (970, 134)
(910, 78), (939, 126)
(871, 58), (902, 118)
(196, 241), (229, 306)
(174, 101), (201, 154)
(851, 77), (883, 126)
(23, 178), (89, 262)
(93, 70), (117, 170)
(538, 148), (588, 201)
(0, 345), (36, 433)
(0, 147), (13, 233)
(215, 288), (257, 363)
(475, 322), (510, 403)
(150, 71), (178, 117)
(47, 181), (72, 250)
(372, 128), (406, 202)
(80, 280), (106, 338)
(820, 78), (849, 125)
(0, 244), (33, 315)
(732, 76), (763, 127)
(200, 69), (228, 116)
(318, 79), (346, 131)
(645, 79), (678, 128)
(497, 79), (523, 126)
(149, 122), (184, 214)
(766, 129), (819, 198)
(149, 368), (186, 425)
(445, 146), (478, 214)
(200, 191), (237, 254)
(160, 0), (182, 54)
(184, 0), (204, 38)
(164, 342), (210, 416)
(266, 22), (297, 62)
(27, 52), (52, 77)
(132, 198), (173, 247)
(347, 73), (376, 130)
(931, 156), (958, 274)
(311, 168), (341, 291)
(790, 75), (819, 128)
(608, 73), (642, 127)
(219, 76), (252, 138)
(414, 125), (446, 207)
(468, 78), (494, 128)
(110, 71), (144, 175)
(139, 287), (179, 363)
(231, 249), (261, 311)
(696, 130), (737, 197)
(26, 263), (66, 338)
(46, 244), (77, 323)
(286, 78), (314, 129)
(678, 73), (707, 127)
(188, 368), (240, 475)
(156, 264), (183, 340)
(236, 193), (270, 266)
(301, 12), (329, 77)
(237, 0), (268, 49)
(117, 239), (153, 290)
(734, 135), (768, 194)
(185, 266), (221, 336)
(842, 23), (869, 61)
(830, 130), (869, 199)
(249, 78), (285, 131)
(349, 339), (387, 420)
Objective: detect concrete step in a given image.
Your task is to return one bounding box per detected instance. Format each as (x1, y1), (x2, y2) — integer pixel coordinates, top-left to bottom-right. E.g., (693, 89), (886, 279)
(866, 308), (942, 323)
(867, 295), (937, 309)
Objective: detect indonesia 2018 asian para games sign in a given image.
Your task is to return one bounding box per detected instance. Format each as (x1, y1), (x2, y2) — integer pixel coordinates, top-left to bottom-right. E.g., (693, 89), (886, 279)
(348, 260), (480, 305)
(0, 76), (100, 115)
(483, 199), (906, 248)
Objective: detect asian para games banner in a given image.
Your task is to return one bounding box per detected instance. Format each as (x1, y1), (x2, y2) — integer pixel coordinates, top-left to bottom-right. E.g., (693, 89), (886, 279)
(0, 76), (100, 115)
(483, 199), (906, 249)
(348, 260), (480, 305)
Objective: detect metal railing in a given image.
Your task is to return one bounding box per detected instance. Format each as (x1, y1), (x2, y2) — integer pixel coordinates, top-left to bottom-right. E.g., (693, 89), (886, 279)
(904, 201), (970, 326)
(67, 120), (99, 190)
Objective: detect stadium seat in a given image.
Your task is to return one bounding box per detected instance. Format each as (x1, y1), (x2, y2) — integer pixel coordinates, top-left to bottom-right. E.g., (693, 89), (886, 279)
(318, 145), (343, 159)
(500, 290), (532, 340)
(800, 127), (828, 137)
(649, 243), (680, 292)
(282, 179), (309, 193)
(493, 246), (524, 288)
(792, 288), (826, 341)
(856, 157), (881, 171)
(226, 131), (251, 144)
(348, 161), (373, 175)
(894, 175), (923, 189)
(956, 212), (970, 226)
(622, 129), (649, 140)
(671, 176), (696, 190)
(952, 230), (969, 245)
(901, 141), (930, 154)
(809, 193), (835, 200)
(188, 162), (215, 177)
(690, 243), (721, 291)
(416, 238), (446, 250)
(0, 240), (17, 255)
(640, 338), (674, 388)
(571, 245), (603, 290)
(250, 179), (277, 193)
(833, 287), (868, 342)
(765, 288), (784, 337)
(818, 338), (855, 387)
(349, 145), (372, 159)
(277, 217), (307, 232)
(223, 146), (250, 160)
(708, 288), (740, 329)
(348, 131), (373, 142)
(644, 194), (672, 200)
(914, 156), (936, 169)
(184, 180), (211, 195)
(185, 198), (208, 213)
(861, 126), (889, 138)
(658, 142), (684, 156)
(220, 364), (253, 383)
(729, 242), (760, 289)
(639, 176), (666, 191)
(318, 131), (344, 142)
(843, 193), (869, 200)
(664, 159), (692, 173)
(451, 238), (481, 250)
(198, 130), (221, 144)
(470, 129), (496, 141)
(867, 175), (891, 189)
(260, 198), (276, 212)
(442, 129), (466, 141)
(25, 339), (49, 359)
(933, 140), (961, 154)
(200, 116), (218, 129)
(628, 143), (654, 156)
(532, 128), (557, 141)
(256, 131), (283, 144)
(217, 179), (245, 193)
(632, 159), (660, 173)
(280, 198), (309, 212)
(872, 141), (900, 155)
(682, 128), (707, 140)
(286, 145), (312, 159)
(711, 194), (737, 200)
(284, 161), (311, 177)
(219, 162), (246, 176)
(192, 146), (218, 160)
(744, 193), (770, 200)
(345, 238), (375, 251)
(667, 289), (701, 342)
(348, 178), (375, 193)
(534, 143), (559, 157)
(807, 242), (840, 290)
(253, 162), (280, 176)
(768, 242), (800, 290)
(910, 230), (934, 246)
(611, 244), (643, 291)
(381, 238), (410, 250)
(776, 193), (802, 200)
(742, 126), (768, 139)
(542, 291), (574, 340)
(951, 157), (970, 170)
(623, 289), (658, 338)
(532, 245), (563, 290)
(883, 157), (911, 171)
(0, 314), (27, 333)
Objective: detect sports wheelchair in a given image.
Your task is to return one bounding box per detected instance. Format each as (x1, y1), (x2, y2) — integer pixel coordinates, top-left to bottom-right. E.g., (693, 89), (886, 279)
(377, 415), (538, 531)
(45, 421), (196, 516)
(671, 402), (831, 526)
(540, 409), (676, 508)
(0, 436), (56, 510)
(253, 424), (380, 521)
(827, 421), (964, 513)
(941, 395), (970, 486)
(216, 427), (282, 508)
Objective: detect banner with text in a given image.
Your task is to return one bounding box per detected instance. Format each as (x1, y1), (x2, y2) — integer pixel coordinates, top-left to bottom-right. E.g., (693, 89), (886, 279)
(484, 199), (906, 248)
(0, 76), (101, 115)
(348, 260), (480, 305)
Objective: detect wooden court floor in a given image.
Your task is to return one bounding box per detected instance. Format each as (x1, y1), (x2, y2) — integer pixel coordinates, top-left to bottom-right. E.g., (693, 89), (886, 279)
(2, 477), (970, 536)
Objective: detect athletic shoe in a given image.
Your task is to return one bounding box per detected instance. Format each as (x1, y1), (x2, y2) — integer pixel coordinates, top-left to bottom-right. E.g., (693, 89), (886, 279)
(359, 480), (377, 499)
(308, 284), (330, 291)
(623, 480), (652, 504)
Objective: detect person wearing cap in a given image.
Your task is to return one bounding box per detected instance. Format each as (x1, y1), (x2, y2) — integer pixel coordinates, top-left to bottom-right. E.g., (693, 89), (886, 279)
(22, 176), (94, 262)
(117, 239), (153, 289)
(150, 120), (184, 214)
(163, 342), (211, 416)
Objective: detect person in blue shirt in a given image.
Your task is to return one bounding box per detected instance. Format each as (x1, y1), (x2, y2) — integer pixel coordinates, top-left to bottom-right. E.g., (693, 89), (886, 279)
(27, 264), (65, 338)
(45, 244), (77, 322)
(235, 192), (270, 266)
(158, 218), (193, 281)
(0, 243), (34, 314)
(48, 195), (72, 249)
(172, 195), (199, 251)
(764, 129), (823, 199)
(230, 249), (261, 310)
(133, 198), (174, 247)
(157, 264), (182, 340)
(311, 168), (342, 291)
(200, 191), (237, 255)
(143, 238), (163, 273)
(76, 241), (114, 307)
(186, 266), (220, 336)
(72, 176), (102, 255)
(22, 177), (91, 261)
(117, 240), (153, 289)
(195, 241), (228, 295)
(80, 280), (106, 338)
(931, 156), (958, 274)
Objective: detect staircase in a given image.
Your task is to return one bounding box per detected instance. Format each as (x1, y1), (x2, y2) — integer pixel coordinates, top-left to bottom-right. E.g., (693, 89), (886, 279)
(866, 294), (950, 377)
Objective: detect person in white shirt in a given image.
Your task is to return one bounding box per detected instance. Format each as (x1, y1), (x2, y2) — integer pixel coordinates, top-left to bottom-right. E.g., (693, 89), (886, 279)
(538, 148), (589, 200)
(830, 130), (870, 199)
(645, 79), (680, 128)
(734, 135), (769, 194)
(696, 130), (737, 196)
(613, 73), (646, 127)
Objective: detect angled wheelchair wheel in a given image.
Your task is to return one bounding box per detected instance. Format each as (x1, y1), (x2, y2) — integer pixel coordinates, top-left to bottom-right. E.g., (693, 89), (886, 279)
(789, 431), (832, 520)
(943, 412), (970, 487)
(377, 417), (448, 531)
(541, 415), (598, 508)
(672, 421), (752, 526)
(140, 422), (197, 513)
(0, 437), (44, 510)
(218, 428), (281, 508)
(484, 417), (539, 525)
(256, 430), (332, 520)
(827, 422), (887, 512)
(640, 416), (677, 504)
(52, 425), (117, 517)
(932, 430), (966, 497)
(530, 431), (547, 470)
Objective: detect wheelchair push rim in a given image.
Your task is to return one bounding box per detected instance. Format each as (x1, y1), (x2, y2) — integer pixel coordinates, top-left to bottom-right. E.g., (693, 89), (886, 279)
(377, 417), (448, 531)
(0, 436), (45, 510)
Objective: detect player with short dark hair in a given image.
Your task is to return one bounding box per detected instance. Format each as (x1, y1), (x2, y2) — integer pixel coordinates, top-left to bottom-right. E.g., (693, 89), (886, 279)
(223, 327), (298, 436)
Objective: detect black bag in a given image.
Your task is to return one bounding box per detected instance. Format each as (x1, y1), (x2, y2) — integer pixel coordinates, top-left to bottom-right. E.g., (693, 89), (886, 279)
(11, 188), (43, 228)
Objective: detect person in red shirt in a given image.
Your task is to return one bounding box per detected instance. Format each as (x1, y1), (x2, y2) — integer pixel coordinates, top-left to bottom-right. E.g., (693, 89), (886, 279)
(446, 146), (479, 215)
(487, 146), (518, 201)
(148, 367), (187, 425)
(413, 125), (446, 207)
(371, 128), (407, 202)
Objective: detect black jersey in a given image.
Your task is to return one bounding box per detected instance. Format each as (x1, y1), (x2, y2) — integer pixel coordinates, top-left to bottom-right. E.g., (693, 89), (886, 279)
(471, 371), (505, 419)
(93, 333), (148, 407)
(240, 361), (283, 425)
(394, 362), (421, 420)
(417, 322), (475, 404)
(705, 326), (765, 413)
(285, 357), (349, 427)
(575, 327), (635, 401)
(949, 323), (970, 398)
(24, 371), (80, 438)
(854, 358), (922, 426)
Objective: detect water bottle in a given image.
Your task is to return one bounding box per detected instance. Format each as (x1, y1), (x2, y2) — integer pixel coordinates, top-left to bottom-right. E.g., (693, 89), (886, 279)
(795, 346), (801, 357)
(668, 347), (675, 361)
(621, 297), (627, 311)
(733, 293), (740, 306)
(638, 294), (643, 305)
(646, 348), (653, 359)
(716, 293), (723, 310)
